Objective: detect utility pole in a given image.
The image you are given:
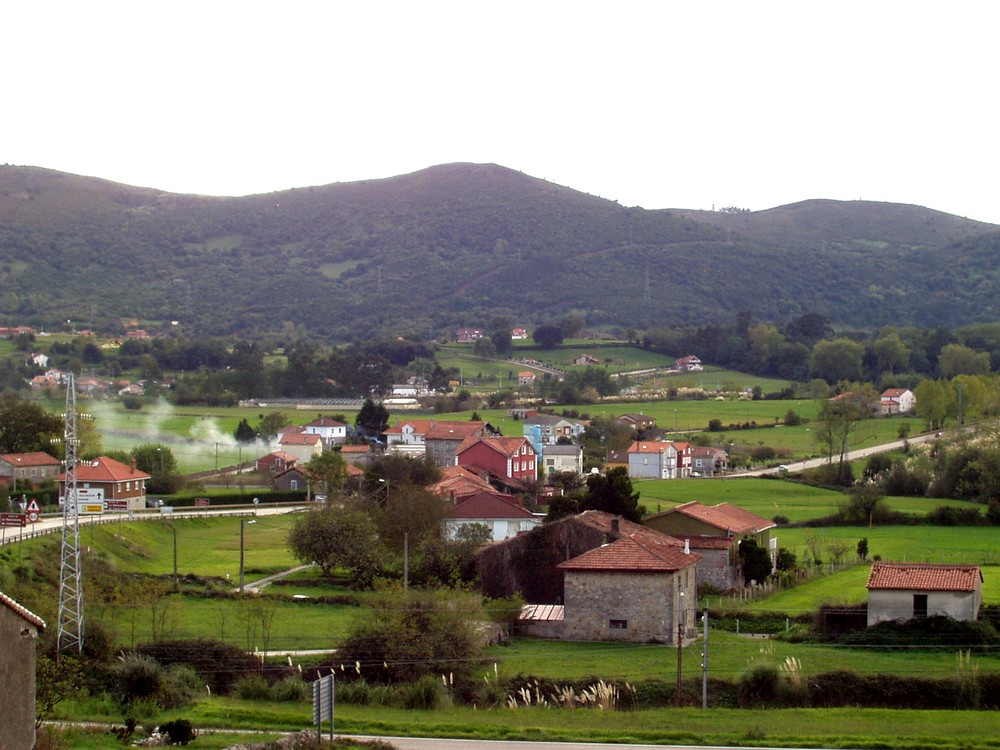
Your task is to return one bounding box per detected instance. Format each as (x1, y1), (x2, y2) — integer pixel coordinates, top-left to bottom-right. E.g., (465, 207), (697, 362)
(701, 609), (708, 709)
(239, 517), (245, 594)
(676, 621), (684, 705)
(172, 524), (179, 591)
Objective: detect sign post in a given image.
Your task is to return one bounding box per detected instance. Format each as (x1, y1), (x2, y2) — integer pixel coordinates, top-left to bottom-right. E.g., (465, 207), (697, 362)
(312, 672), (335, 742)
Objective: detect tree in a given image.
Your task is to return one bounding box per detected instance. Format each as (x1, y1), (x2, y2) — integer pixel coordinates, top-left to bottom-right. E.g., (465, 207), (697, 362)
(579, 467), (644, 522)
(532, 324), (564, 349)
(841, 484), (887, 525)
(257, 411), (288, 440)
(234, 418), (257, 442)
(337, 586), (486, 683)
(303, 451), (348, 499)
(872, 333), (910, 376)
(857, 537), (870, 561)
(287, 508), (381, 584)
(355, 397), (389, 435)
(738, 538), (772, 585)
(131, 443), (180, 494)
(914, 379), (955, 430)
(809, 338), (865, 384)
(814, 386), (876, 483)
(0, 395), (63, 454)
(938, 343), (990, 379)
(473, 336), (497, 358)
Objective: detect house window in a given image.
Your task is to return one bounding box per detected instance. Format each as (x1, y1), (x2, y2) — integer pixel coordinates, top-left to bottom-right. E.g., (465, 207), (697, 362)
(547, 459), (555, 466)
(290, 480), (298, 490)
(643, 457), (648, 465)
(913, 594), (928, 618)
(609, 619), (628, 629)
(514, 461), (520, 472)
(117, 483), (122, 492)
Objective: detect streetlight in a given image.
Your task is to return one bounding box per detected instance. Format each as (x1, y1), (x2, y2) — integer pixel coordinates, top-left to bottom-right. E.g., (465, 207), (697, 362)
(673, 409), (678, 433)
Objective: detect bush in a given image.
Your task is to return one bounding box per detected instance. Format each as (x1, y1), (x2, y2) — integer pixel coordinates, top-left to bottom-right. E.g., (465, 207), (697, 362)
(737, 664), (779, 706)
(272, 675), (310, 702)
(160, 664), (202, 709)
(233, 675), (272, 701)
(160, 719), (195, 745)
(134, 639), (259, 694)
(400, 674), (444, 709)
(114, 654), (164, 708)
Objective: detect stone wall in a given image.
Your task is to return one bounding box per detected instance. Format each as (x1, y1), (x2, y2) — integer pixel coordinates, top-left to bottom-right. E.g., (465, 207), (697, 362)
(0, 603), (40, 750)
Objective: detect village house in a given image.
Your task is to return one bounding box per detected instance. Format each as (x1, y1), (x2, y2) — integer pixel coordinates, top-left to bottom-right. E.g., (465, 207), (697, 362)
(511, 327), (528, 340)
(456, 327), (484, 342)
(617, 413), (656, 431)
(430, 465), (495, 503)
(384, 419), (438, 458)
(557, 526), (699, 644)
(56, 456), (151, 511)
(690, 446), (729, 477)
(338, 444), (374, 466)
(645, 501), (777, 587)
(0, 591), (45, 750)
(444, 490), (541, 542)
(277, 432), (324, 463)
(457, 436), (537, 483)
(675, 354), (703, 371)
(425, 420), (492, 467)
(572, 353), (600, 366)
(301, 417), (348, 447)
(541, 443), (585, 477)
(255, 451), (298, 477)
(866, 562), (983, 626)
(0, 451), (63, 489)
(518, 371), (536, 386)
(879, 388), (916, 415)
(522, 413), (586, 448)
(627, 440), (691, 479)
(29, 352), (48, 368)
(273, 465), (307, 492)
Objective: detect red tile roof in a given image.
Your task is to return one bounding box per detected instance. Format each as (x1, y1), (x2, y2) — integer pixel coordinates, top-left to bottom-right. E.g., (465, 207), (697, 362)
(628, 440), (675, 454)
(306, 418), (346, 427)
(558, 532), (700, 573)
(280, 433), (323, 446)
(0, 591), (45, 630)
(448, 491), (537, 520)
(866, 562), (983, 592)
(647, 501), (775, 535)
(56, 456), (150, 483)
(425, 421), (487, 440)
(0, 451), (62, 467)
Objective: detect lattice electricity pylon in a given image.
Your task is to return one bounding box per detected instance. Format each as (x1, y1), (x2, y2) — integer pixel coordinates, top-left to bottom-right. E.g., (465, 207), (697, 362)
(57, 373), (84, 656)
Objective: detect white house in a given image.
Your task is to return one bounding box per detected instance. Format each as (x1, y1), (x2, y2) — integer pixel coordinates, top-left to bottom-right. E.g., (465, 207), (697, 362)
(301, 418), (348, 446)
(879, 388), (916, 415)
(627, 440), (690, 479)
(866, 562), (983, 626)
(541, 444), (585, 476)
(443, 491), (541, 541)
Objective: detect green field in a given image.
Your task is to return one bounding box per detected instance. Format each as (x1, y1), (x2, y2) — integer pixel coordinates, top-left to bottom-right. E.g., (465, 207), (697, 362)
(778, 525), (1000, 565)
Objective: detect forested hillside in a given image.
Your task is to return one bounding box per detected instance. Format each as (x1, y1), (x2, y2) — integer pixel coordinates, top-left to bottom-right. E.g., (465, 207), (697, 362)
(0, 163), (997, 340)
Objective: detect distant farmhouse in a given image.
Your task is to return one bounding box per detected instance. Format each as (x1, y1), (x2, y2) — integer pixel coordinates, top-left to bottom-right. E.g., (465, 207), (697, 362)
(866, 562), (983, 626)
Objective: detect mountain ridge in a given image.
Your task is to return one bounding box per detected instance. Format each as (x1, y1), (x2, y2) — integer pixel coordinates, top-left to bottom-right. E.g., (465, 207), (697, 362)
(0, 162), (997, 339)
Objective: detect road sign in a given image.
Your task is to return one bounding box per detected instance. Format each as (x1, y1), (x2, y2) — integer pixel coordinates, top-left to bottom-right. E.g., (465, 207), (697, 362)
(26, 499), (41, 523)
(312, 673), (335, 741)
(0, 513), (26, 528)
(194, 497), (211, 507)
(105, 500), (129, 512)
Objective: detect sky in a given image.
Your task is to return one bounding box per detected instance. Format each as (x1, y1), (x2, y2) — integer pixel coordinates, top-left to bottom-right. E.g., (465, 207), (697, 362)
(5, 1), (999, 223)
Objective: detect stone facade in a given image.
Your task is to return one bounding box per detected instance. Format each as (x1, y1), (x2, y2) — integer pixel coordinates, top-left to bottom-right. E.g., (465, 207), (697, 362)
(562, 566), (697, 644)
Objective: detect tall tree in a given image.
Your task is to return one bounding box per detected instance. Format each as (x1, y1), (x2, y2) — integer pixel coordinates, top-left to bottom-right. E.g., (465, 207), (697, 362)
(303, 451), (348, 499)
(0, 395), (63, 454)
(355, 398), (390, 435)
(580, 467), (644, 522)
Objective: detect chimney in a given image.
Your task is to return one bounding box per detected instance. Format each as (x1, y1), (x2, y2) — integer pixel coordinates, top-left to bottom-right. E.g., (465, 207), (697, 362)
(610, 518), (620, 539)
(684, 538), (690, 555)
(130, 459), (136, 475)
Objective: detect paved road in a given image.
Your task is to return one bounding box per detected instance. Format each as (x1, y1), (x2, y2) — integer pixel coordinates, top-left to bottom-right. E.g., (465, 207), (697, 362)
(339, 737), (812, 750)
(732, 430), (942, 478)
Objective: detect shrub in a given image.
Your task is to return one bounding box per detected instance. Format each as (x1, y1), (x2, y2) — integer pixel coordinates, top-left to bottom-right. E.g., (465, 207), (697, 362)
(400, 675), (444, 709)
(737, 664), (779, 706)
(233, 675), (272, 701)
(272, 675), (310, 702)
(160, 664), (202, 709)
(160, 719), (195, 745)
(134, 639), (259, 694)
(114, 654), (164, 708)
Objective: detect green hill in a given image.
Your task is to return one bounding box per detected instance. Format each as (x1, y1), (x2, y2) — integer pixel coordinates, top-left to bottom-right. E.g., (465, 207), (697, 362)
(1, 162), (996, 340)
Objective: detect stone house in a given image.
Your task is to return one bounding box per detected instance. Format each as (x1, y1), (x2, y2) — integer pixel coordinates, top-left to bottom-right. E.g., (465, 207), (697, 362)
(425, 421), (491, 468)
(0, 591), (45, 750)
(866, 562), (983, 627)
(689, 446), (729, 477)
(644, 501), (776, 588)
(557, 529), (699, 644)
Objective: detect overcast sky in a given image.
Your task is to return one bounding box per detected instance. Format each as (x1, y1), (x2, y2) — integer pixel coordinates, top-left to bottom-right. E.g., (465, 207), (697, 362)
(5, 1), (998, 223)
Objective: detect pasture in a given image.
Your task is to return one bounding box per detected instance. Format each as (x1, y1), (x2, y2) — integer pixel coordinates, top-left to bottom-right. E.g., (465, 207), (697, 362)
(778, 525), (1000, 566)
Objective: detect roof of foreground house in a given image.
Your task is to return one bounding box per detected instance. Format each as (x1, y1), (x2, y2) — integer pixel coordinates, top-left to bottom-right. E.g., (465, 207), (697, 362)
(557, 531), (700, 573)
(866, 562), (983, 592)
(447, 491), (537, 520)
(56, 456), (150, 483)
(0, 590), (46, 630)
(0, 451), (62, 468)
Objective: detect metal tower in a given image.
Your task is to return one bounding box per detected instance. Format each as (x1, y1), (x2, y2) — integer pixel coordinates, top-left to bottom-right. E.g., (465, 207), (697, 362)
(57, 373), (84, 656)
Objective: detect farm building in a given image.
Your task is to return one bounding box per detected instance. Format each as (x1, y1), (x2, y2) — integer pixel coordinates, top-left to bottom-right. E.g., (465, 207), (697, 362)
(866, 562), (983, 626)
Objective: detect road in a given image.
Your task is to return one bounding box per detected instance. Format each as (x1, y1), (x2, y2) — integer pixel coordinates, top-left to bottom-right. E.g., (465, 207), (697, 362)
(334, 736), (821, 750)
(731, 430), (942, 478)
